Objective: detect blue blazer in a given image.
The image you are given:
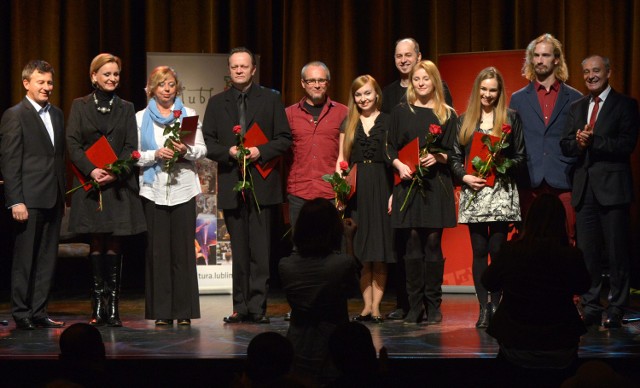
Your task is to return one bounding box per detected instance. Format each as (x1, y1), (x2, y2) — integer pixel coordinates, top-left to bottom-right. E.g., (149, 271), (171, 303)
(560, 89), (639, 207)
(509, 82), (582, 189)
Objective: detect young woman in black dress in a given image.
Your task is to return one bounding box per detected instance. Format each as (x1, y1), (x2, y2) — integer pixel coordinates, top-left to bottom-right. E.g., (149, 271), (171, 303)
(339, 75), (394, 323)
(387, 61), (457, 325)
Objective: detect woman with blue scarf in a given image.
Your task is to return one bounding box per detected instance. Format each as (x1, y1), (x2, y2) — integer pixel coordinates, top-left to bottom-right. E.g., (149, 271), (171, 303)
(136, 66), (207, 326)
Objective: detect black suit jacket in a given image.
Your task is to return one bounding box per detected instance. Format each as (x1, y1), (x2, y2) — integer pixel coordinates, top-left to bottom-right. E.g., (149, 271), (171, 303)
(66, 94), (139, 191)
(203, 83), (292, 209)
(560, 89), (639, 207)
(0, 98), (65, 209)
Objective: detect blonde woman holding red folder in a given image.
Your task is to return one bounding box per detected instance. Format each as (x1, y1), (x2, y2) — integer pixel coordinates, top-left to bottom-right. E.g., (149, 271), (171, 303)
(67, 53), (146, 327)
(386, 60), (457, 325)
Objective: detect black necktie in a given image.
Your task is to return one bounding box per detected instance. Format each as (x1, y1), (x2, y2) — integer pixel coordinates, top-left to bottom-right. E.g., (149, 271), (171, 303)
(238, 92), (247, 133)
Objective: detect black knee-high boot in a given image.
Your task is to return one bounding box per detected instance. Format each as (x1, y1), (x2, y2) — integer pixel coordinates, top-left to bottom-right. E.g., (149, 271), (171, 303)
(89, 254), (106, 326)
(424, 259), (445, 324)
(403, 256), (425, 324)
(105, 253), (123, 327)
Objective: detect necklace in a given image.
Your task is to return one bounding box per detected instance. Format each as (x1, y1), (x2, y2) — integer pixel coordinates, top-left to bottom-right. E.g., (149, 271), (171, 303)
(93, 93), (114, 114)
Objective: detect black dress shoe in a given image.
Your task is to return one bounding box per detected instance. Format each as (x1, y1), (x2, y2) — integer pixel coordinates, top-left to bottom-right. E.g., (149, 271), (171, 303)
(604, 314), (623, 329)
(15, 318), (35, 330)
(33, 317), (64, 328)
(583, 313), (602, 327)
(386, 309), (406, 320)
(353, 313), (372, 322)
(372, 316), (384, 324)
(252, 315), (271, 324)
(223, 312), (248, 323)
(177, 319), (191, 325)
(155, 319), (173, 326)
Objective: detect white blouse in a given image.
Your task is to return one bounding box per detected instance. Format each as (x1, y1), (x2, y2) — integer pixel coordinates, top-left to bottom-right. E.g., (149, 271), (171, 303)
(136, 105), (207, 206)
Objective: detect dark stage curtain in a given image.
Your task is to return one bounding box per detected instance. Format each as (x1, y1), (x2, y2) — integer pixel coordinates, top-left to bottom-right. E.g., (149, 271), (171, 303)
(2, 0), (640, 278)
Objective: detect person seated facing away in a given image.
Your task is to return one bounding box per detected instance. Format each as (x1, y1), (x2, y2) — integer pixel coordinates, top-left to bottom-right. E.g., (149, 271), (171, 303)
(279, 198), (359, 385)
(482, 194), (590, 372)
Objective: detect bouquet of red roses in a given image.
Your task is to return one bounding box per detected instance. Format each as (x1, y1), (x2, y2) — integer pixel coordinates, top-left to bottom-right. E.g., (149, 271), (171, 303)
(322, 160), (351, 217)
(66, 150), (141, 211)
(399, 124), (443, 212)
(232, 125), (261, 212)
(466, 123), (514, 209)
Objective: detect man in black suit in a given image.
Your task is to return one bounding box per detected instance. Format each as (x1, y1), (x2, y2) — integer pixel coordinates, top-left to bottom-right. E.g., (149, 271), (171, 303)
(0, 60), (66, 330)
(203, 47), (292, 324)
(560, 55), (639, 328)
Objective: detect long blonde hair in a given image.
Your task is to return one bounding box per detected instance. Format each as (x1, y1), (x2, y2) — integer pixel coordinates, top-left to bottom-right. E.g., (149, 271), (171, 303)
(343, 75), (382, 162)
(459, 67), (507, 145)
(406, 60), (452, 124)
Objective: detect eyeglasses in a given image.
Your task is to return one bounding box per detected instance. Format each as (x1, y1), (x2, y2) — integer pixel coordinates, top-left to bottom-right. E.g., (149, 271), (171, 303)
(303, 78), (328, 85)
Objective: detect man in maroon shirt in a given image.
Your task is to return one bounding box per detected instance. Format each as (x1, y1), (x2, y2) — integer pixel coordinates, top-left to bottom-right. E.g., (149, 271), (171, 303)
(285, 61), (348, 227)
(509, 33), (582, 244)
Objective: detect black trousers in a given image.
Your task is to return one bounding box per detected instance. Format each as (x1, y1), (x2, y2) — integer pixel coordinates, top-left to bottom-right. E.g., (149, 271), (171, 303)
(223, 201), (274, 316)
(577, 182), (631, 316)
(143, 198), (201, 319)
(11, 203), (63, 321)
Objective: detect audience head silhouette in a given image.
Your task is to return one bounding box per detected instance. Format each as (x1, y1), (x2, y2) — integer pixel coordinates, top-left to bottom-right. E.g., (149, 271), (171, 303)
(329, 321), (377, 374)
(246, 331), (294, 384)
(520, 193), (569, 245)
(293, 198), (343, 257)
(59, 323), (106, 360)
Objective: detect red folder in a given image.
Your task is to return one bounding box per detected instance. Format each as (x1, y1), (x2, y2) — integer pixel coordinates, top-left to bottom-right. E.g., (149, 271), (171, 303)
(71, 136), (118, 191)
(393, 137), (420, 186)
(244, 122), (278, 179)
(345, 163), (357, 200)
(465, 132), (500, 187)
(180, 115), (199, 146)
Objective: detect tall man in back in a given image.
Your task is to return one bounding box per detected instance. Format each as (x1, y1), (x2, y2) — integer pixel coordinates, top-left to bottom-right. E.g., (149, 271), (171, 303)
(203, 47), (292, 324)
(561, 55), (639, 328)
(381, 37), (453, 114)
(510, 33), (582, 243)
(0, 60), (66, 330)
(286, 61), (347, 228)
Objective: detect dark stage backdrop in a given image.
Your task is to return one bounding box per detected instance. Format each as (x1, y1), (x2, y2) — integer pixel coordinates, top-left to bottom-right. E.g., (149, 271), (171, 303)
(1, 0), (639, 284)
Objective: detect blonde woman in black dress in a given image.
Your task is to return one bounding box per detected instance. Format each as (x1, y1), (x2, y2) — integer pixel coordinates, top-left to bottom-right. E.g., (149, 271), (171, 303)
(387, 61), (457, 325)
(67, 53), (146, 327)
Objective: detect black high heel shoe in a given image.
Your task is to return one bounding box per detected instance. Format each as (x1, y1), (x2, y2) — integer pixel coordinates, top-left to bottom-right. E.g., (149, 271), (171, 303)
(352, 313), (372, 322)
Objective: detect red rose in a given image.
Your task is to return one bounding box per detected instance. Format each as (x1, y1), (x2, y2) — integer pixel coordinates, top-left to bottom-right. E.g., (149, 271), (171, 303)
(131, 150), (141, 160)
(173, 110), (182, 119)
(233, 125), (242, 134)
(502, 124), (512, 135)
(339, 161), (349, 171)
(429, 124), (442, 135)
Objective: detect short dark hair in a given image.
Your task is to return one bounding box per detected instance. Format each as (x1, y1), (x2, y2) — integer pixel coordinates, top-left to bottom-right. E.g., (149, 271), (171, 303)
(293, 198), (343, 257)
(228, 46), (256, 66)
(21, 60), (54, 81)
(59, 323), (106, 360)
(246, 332), (293, 383)
(520, 194), (569, 246)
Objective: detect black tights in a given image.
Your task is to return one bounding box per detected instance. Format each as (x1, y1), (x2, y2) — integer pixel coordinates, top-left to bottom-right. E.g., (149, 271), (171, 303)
(404, 228), (444, 263)
(468, 222), (508, 305)
(90, 234), (121, 256)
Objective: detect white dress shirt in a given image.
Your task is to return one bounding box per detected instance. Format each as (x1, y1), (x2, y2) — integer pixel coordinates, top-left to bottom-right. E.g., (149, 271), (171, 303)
(136, 105), (207, 206)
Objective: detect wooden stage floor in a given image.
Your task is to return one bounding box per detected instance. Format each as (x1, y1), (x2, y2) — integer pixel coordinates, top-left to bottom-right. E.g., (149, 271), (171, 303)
(1, 291), (639, 387)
